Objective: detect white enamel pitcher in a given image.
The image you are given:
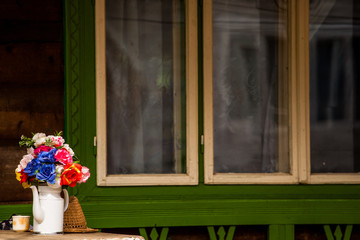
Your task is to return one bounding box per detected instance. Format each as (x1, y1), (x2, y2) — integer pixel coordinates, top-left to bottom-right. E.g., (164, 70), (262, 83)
(30, 184), (69, 234)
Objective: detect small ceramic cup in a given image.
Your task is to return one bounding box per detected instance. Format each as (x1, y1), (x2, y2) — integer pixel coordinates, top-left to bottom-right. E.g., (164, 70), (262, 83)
(12, 215), (30, 232)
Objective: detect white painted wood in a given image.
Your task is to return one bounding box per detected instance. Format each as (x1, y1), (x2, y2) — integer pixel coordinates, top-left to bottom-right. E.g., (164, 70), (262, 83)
(95, 0), (108, 187)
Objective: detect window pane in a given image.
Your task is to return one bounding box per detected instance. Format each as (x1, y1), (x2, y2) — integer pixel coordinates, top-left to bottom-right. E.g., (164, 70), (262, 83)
(310, 0), (360, 173)
(212, 0), (289, 173)
(105, 0), (186, 174)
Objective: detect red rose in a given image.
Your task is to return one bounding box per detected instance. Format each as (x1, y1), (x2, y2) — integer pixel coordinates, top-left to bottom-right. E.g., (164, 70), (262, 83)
(19, 171), (35, 184)
(60, 163), (82, 187)
(19, 171), (29, 184)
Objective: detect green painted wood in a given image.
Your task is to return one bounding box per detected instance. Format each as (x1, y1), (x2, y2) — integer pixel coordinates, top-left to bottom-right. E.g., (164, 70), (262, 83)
(63, 0), (97, 199)
(207, 227), (217, 240)
(1, 0), (360, 230)
(217, 226), (226, 240)
(226, 226), (236, 240)
(150, 228), (159, 240)
(0, 204), (32, 220)
(268, 225), (294, 240)
(344, 225), (353, 240)
(64, 0), (81, 154)
(324, 225), (335, 240)
(0, 0), (359, 234)
(334, 225), (343, 240)
(59, 0), (360, 230)
(139, 228), (148, 240)
(75, 199), (360, 228)
(208, 226), (236, 240)
(137, 228), (168, 240)
(324, 225), (353, 240)
(159, 228), (169, 240)
(78, 184), (360, 201)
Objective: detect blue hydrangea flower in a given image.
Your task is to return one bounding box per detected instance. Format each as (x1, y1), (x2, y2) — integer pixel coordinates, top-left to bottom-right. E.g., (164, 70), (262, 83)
(36, 163), (56, 184)
(23, 158), (41, 176)
(37, 148), (57, 163)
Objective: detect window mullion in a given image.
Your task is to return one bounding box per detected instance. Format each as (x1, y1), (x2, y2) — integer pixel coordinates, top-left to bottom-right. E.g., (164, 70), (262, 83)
(294, 0), (310, 184)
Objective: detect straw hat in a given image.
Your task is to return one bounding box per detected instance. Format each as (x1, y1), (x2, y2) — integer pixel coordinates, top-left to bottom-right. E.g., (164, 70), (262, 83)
(63, 196), (98, 233)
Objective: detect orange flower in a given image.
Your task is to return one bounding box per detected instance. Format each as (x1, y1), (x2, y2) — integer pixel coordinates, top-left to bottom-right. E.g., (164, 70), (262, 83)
(60, 163), (82, 187)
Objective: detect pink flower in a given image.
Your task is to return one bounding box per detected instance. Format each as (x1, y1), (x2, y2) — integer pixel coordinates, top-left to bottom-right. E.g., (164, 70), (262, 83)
(50, 136), (65, 147)
(34, 145), (53, 156)
(79, 166), (90, 183)
(54, 149), (73, 165)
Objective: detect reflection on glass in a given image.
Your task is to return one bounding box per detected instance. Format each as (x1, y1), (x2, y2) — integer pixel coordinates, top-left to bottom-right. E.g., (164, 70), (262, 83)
(310, 0), (360, 173)
(105, 0), (186, 174)
(213, 0), (289, 173)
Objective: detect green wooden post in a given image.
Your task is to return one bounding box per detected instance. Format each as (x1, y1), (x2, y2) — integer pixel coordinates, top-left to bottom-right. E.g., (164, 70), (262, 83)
(139, 227), (169, 240)
(207, 226), (236, 240)
(324, 225), (353, 240)
(268, 225), (294, 240)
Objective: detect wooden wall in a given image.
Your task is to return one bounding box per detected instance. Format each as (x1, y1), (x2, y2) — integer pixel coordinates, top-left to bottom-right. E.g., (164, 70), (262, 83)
(0, 0), (64, 203)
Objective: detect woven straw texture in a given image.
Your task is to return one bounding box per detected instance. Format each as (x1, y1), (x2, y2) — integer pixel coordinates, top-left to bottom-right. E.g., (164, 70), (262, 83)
(63, 196), (98, 233)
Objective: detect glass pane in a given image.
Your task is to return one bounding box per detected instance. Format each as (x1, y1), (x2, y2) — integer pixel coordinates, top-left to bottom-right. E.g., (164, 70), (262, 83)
(310, 0), (360, 173)
(212, 0), (289, 173)
(105, 0), (186, 174)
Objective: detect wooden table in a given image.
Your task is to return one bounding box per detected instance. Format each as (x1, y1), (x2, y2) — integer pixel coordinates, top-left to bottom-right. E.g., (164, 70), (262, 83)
(0, 231), (144, 240)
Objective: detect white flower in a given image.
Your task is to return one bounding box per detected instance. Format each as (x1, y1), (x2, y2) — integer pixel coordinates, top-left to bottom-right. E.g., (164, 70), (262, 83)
(34, 137), (47, 147)
(27, 147), (34, 155)
(63, 144), (75, 156)
(32, 133), (46, 141)
(56, 165), (64, 174)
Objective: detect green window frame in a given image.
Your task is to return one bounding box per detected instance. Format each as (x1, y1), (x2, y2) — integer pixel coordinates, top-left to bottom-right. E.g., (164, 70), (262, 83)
(61, 0), (360, 228)
(3, 0), (359, 233)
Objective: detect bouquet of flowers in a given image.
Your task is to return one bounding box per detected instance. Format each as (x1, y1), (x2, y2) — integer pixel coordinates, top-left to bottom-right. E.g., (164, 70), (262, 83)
(15, 132), (90, 189)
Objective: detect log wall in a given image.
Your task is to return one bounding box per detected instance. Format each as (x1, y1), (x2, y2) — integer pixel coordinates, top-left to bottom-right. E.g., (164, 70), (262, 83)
(0, 0), (64, 203)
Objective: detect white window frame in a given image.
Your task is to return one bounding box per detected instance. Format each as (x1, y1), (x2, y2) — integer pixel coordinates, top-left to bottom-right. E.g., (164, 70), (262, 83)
(203, 0), (299, 184)
(203, 0), (360, 185)
(296, 0), (360, 185)
(95, 0), (198, 186)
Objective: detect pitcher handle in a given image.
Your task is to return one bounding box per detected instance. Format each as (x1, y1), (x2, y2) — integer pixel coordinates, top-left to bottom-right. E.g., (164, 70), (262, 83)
(63, 188), (69, 212)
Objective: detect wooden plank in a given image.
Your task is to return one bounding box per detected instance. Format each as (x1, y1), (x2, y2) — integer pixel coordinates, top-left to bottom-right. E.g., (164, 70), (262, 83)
(0, 146), (32, 202)
(0, 20), (63, 42)
(0, 83), (63, 112)
(0, 231), (144, 240)
(0, 43), (63, 83)
(0, 0), (62, 21)
(0, 111), (64, 140)
(0, 0), (64, 204)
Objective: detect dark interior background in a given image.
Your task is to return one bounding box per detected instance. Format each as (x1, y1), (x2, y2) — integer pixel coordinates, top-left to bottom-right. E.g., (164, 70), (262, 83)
(0, 0), (64, 203)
